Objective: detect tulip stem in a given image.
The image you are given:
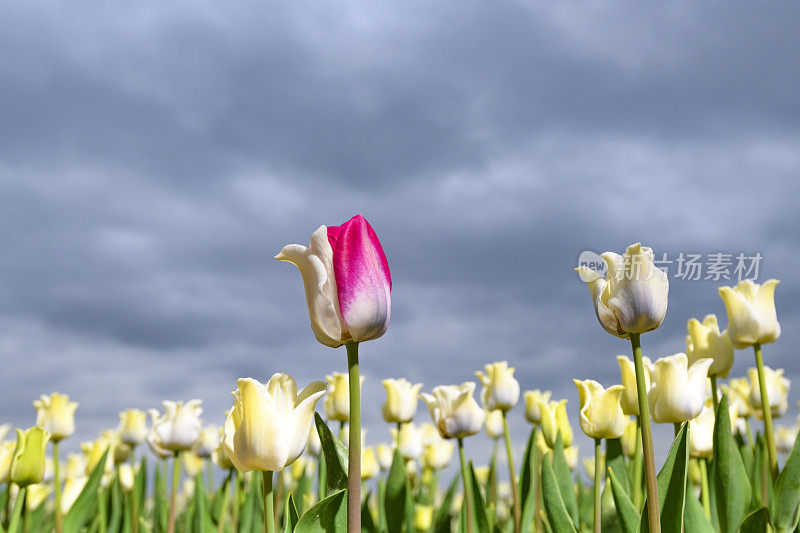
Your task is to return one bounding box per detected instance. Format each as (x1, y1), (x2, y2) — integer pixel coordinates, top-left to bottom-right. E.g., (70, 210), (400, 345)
(317, 455), (327, 501)
(753, 343), (779, 480)
(502, 412), (521, 533)
(262, 471), (275, 533)
(53, 441), (63, 533)
(7, 485), (25, 533)
(167, 453), (181, 533)
(709, 376), (720, 415)
(533, 425), (542, 533)
(345, 341), (362, 533)
(699, 459), (711, 519)
(630, 333), (660, 533)
(130, 451), (139, 533)
(217, 470), (233, 533)
(231, 469), (241, 530)
(457, 438), (474, 533)
(632, 416), (643, 510)
(594, 439), (602, 533)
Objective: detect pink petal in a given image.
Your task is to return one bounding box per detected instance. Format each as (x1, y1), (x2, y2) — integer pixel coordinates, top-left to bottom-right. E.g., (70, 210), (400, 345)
(327, 214), (391, 342)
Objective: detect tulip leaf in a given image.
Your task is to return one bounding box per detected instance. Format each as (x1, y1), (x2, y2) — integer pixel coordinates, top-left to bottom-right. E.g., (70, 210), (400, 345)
(739, 507), (770, 533)
(360, 490), (376, 533)
(314, 413), (349, 494)
(469, 460), (492, 532)
(433, 474), (460, 533)
(384, 448), (408, 533)
(640, 422), (689, 533)
(193, 473), (216, 533)
(107, 476), (123, 533)
(552, 432), (579, 527)
(284, 493), (300, 533)
(518, 427), (538, 533)
(606, 438), (630, 497)
(136, 456), (148, 518)
(770, 426), (800, 532)
(541, 452), (577, 533)
(608, 468), (638, 533)
(294, 488), (347, 533)
(238, 473), (260, 533)
(63, 448), (110, 533)
(712, 395), (751, 533)
(682, 489), (714, 533)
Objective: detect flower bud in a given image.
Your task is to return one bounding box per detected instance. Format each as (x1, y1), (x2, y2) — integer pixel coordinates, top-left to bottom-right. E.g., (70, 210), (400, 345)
(539, 399), (573, 448)
(523, 390), (552, 424)
(421, 383), (485, 440)
(573, 379), (626, 439)
(119, 463), (135, 493)
(620, 419), (638, 457)
(33, 393), (77, 443)
(10, 427), (50, 487)
(648, 354), (712, 424)
(688, 404), (715, 459)
(415, 505), (434, 532)
(476, 361), (520, 412)
(718, 279), (780, 348)
(361, 447), (379, 481)
(392, 423), (423, 461)
(376, 443), (394, 470)
(382, 378), (422, 424)
(148, 400), (203, 455)
(195, 426), (221, 459)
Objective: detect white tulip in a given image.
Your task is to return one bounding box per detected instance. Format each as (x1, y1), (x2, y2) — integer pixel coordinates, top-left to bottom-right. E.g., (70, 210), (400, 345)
(718, 279), (780, 348)
(147, 400), (203, 455)
(421, 383), (485, 440)
(476, 361), (520, 412)
(648, 354), (713, 424)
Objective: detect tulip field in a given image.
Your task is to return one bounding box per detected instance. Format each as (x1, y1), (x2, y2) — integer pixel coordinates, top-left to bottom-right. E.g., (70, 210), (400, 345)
(2, 215), (800, 533)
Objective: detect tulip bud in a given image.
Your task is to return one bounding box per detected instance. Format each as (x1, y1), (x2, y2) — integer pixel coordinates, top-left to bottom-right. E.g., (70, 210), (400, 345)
(117, 409), (149, 447)
(223, 374), (326, 472)
(616, 355), (653, 416)
(620, 419), (637, 457)
(360, 447), (380, 481)
(575, 243), (668, 338)
(718, 279), (780, 348)
(119, 463), (135, 493)
(484, 409), (504, 440)
(415, 505), (434, 532)
(476, 361), (520, 412)
(10, 427), (50, 487)
(648, 354), (712, 424)
(325, 372), (364, 422)
(382, 378), (422, 424)
(195, 426), (221, 458)
(26, 483), (52, 511)
(421, 383), (485, 440)
(148, 400), (203, 455)
(776, 425), (798, 454)
(392, 422), (423, 461)
(685, 315), (735, 378)
(33, 393), (78, 443)
(688, 404), (715, 459)
(276, 214), (391, 348)
(376, 443), (394, 470)
(748, 366), (790, 419)
(539, 399), (573, 448)
(523, 390), (552, 424)
(573, 379), (626, 439)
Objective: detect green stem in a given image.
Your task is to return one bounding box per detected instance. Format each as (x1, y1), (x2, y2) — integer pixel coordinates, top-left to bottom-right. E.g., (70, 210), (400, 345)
(317, 455), (327, 501)
(231, 469), (241, 531)
(206, 461), (214, 494)
(98, 485), (108, 533)
(427, 469), (439, 506)
(217, 470), (233, 533)
(699, 459), (710, 519)
(533, 425), (542, 533)
(8, 486), (25, 533)
(346, 341), (362, 533)
(262, 471), (275, 533)
(502, 412), (521, 533)
(457, 438), (474, 533)
(709, 376), (720, 416)
(274, 468), (283, 527)
(167, 453), (181, 533)
(130, 452), (138, 533)
(632, 416), (644, 510)
(53, 441), (63, 533)
(754, 343), (779, 480)
(745, 418), (755, 448)
(594, 439), (602, 533)
(630, 333), (660, 533)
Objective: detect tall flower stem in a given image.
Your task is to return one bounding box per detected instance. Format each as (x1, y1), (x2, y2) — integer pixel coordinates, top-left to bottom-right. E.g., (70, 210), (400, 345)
(457, 438), (474, 533)
(593, 438), (602, 533)
(699, 459), (711, 519)
(167, 452), (181, 533)
(753, 343), (778, 480)
(217, 470), (233, 533)
(533, 425), (542, 533)
(7, 486), (26, 533)
(231, 470), (241, 530)
(262, 471), (275, 533)
(53, 441), (63, 533)
(630, 333), (660, 533)
(502, 412), (521, 533)
(346, 341), (362, 533)
(709, 376), (720, 415)
(632, 416), (643, 510)
(130, 451), (139, 533)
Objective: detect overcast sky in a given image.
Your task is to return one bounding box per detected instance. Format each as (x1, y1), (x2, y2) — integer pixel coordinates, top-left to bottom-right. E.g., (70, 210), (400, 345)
(1, 1), (799, 471)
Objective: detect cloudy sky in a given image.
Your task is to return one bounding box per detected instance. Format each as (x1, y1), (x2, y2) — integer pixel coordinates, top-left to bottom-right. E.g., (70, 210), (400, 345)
(1, 1), (799, 469)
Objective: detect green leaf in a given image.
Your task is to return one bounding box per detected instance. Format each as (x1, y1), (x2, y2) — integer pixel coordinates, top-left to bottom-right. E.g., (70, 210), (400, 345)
(384, 448), (408, 533)
(63, 448), (110, 533)
(682, 491), (714, 533)
(108, 476), (123, 533)
(771, 426), (800, 532)
(433, 474), (459, 533)
(153, 462), (168, 533)
(284, 493), (300, 533)
(193, 473), (216, 533)
(360, 490), (376, 533)
(541, 452), (577, 533)
(469, 461), (492, 532)
(135, 457), (148, 518)
(314, 413), (349, 495)
(712, 395), (752, 533)
(238, 473), (260, 533)
(294, 488), (347, 532)
(608, 468), (638, 533)
(606, 438), (630, 497)
(552, 432), (579, 527)
(739, 507), (770, 533)
(640, 422), (689, 533)
(518, 427), (538, 533)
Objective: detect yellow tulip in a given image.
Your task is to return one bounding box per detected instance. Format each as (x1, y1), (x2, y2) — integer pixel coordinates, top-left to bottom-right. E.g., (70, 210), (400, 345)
(223, 374), (326, 472)
(61, 475), (88, 514)
(117, 409), (149, 447)
(183, 451), (205, 477)
(414, 505), (434, 532)
(376, 443), (394, 470)
(484, 409), (504, 440)
(539, 399), (573, 448)
(99, 430), (131, 465)
(523, 390), (552, 424)
(421, 383), (485, 440)
(476, 361), (520, 412)
(25, 483), (52, 511)
(747, 366), (790, 419)
(392, 422), (423, 461)
(81, 437), (115, 485)
(648, 353), (712, 424)
(325, 372), (364, 422)
(119, 463), (135, 493)
(620, 419), (638, 457)
(688, 404), (714, 459)
(422, 438), (454, 471)
(686, 314), (735, 378)
(381, 378), (422, 424)
(616, 355), (653, 416)
(33, 393), (78, 442)
(63, 453), (86, 479)
(147, 400), (203, 455)
(361, 447), (379, 481)
(0, 441), (16, 483)
(10, 427), (50, 487)
(573, 380), (626, 439)
(718, 279), (780, 348)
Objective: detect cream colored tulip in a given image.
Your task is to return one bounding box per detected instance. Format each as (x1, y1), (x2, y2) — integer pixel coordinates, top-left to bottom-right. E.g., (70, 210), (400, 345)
(183, 451), (205, 477)
(523, 390), (552, 424)
(212, 426), (234, 470)
(392, 422), (424, 461)
(195, 426), (221, 458)
(147, 400), (203, 455)
(63, 454), (86, 479)
(25, 483), (52, 511)
(325, 372), (364, 422)
(422, 439), (454, 471)
(719, 279), (780, 348)
(485, 409), (504, 440)
(119, 463), (135, 493)
(688, 404), (715, 459)
(476, 361), (520, 412)
(725, 378), (753, 418)
(421, 383), (485, 440)
(33, 392), (78, 442)
(0, 441), (16, 483)
(563, 446), (579, 471)
(117, 409), (149, 447)
(361, 447), (379, 481)
(415, 505), (434, 532)
(376, 443), (394, 470)
(539, 399), (573, 448)
(223, 374), (326, 472)
(648, 354), (713, 424)
(382, 378), (422, 424)
(575, 243), (668, 338)
(616, 355), (653, 416)
(10, 427), (50, 487)
(306, 423), (321, 457)
(776, 426), (798, 454)
(61, 475), (87, 514)
(748, 366), (790, 419)
(574, 380), (626, 439)
(620, 419), (638, 457)
(97, 430), (131, 465)
(81, 437), (115, 482)
(686, 314), (735, 378)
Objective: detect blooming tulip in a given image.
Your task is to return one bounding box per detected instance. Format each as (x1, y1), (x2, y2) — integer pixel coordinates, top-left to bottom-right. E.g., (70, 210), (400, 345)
(10, 427), (50, 487)
(119, 463), (135, 493)
(376, 443), (394, 470)
(195, 425), (221, 458)
(748, 366), (790, 418)
(325, 372), (363, 422)
(382, 378), (422, 424)
(476, 361), (520, 412)
(718, 279), (780, 348)
(523, 390), (552, 424)
(620, 419), (638, 457)
(223, 374), (326, 472)
(361, 447), (379, 481)
(574, 379), (626, 439)
(33, 393), (77, 442)
(275, 214), (391, 348)
(685, 315), (735, 378)
(117, 409), (149, 447)
(26, 483), (52, 511)
(392, 422), (424, 461)
(575, 243), (668, 338)
(147, 400), (203, 455)
(421, 383), (485, 440)
(539, 399), (573, 448)
(648, 354), (713, 424)
(0, 441), (17, 483)
(422, 439), (454, 471)
(688, 404), (715, 459)
(776, 426), (798, 454)
(617, 355), (653, 416)
(484, 409), (504, 440)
